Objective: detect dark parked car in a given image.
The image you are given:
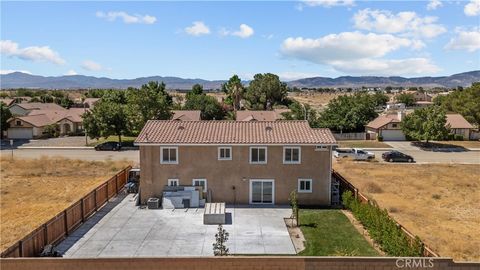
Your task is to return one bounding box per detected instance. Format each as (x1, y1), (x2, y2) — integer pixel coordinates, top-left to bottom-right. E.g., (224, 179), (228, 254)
(382, 151), (414, 163)
(94, 141), (121, 151)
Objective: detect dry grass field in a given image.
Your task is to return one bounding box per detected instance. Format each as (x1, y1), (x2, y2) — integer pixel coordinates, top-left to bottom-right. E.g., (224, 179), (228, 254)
(289, 92), (346, 111)
(333, 160), (480, 261)
(0, 157), (131, 252)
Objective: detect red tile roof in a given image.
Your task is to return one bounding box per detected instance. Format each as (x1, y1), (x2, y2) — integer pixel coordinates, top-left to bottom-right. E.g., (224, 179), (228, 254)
(171, 110), (201, 121)
(446, 114), (474, 129)
(236, 109), (290, 121)
(135, 120), (336, 145)
(365, 114), (401, 129)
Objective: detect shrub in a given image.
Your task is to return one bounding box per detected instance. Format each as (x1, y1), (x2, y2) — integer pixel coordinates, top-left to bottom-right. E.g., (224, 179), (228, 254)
(447, 134), (455, 141)
(42, 124), (60, 138)
(454, 134), (464, 141)
(377, 135), (383, 142)
(342, 191), (424, 256)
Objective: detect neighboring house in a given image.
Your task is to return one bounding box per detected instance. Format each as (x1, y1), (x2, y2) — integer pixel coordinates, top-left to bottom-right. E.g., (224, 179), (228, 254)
(8, 102), (66, 116)
(446, 114), (474, 139)
(135, 120), (336, 206)
(171, 110), (201, 121)
(365, 112), (405, 141)
(385, 102), (406, 112)
(0, 98), (15, 106)
(6, 103), (86, 139)
(366, 112), (474, 141)
(236, 109), (289, 121)
(402, 90), (433, 102)
(83, 98), (100, 108)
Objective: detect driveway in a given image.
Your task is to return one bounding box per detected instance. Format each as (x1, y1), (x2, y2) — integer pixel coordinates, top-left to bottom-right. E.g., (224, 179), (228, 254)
(58, 194), (295, 257)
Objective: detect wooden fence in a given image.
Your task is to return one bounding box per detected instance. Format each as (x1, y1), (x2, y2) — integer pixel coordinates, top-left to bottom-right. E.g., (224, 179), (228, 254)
(332, 132), (367, 141)
(332, 170), (439, 258)
(0, 166), (132, 258)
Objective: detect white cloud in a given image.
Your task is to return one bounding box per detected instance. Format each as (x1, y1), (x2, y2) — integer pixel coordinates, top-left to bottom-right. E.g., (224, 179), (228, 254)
(427, 0), (443, 10)
(96, 11), (156, 24)
(300, 0), (355, 8)
(281, 32), (422, 63)
(277, 71), (322, 81)
(280, 32), (439, 76)
(0, 40), (65, 65)
(445, 28), (480, 52)
(221, 24), (254, 38)
(184, 21), (210, 36)
(353, 9), (447, 38)
(330, 58), (440, 76)
(0, 69), (32, 75)
(464, 0), (480, 16)
(81, 60), (103, 71)
(65, 69), (78, 76)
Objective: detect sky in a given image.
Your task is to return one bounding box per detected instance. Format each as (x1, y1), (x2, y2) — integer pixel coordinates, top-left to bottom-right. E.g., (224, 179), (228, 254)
(1, 0), (479, 81)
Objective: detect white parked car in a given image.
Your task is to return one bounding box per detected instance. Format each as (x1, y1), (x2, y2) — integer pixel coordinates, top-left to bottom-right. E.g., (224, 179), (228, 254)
(334, 148), (375, 160)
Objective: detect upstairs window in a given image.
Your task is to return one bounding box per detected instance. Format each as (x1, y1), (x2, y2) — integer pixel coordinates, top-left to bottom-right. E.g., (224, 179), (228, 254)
(16, 120), (22, 126)
(250, 147), (267, 164)
(161, 147), (178, 164)
(193, 179), (207, 190)
(168, 179), (179, 187)
(218, 147), (232, 160)
(284, 147), (301, 164)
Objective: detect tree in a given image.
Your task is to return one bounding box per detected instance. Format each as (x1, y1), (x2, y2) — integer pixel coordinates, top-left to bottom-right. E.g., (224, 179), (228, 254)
(401, 106), (449, 143)
(83, 101), (129, 143)
(282, 101), (319, 127)
(213, 225), (229, 256)
(43, 123), (60, 138)
(186, 84), (204, 100)
(434, 82), (480, 126)
(289, 190), (299, 227)
(395, 93), (415, 106)
(371, 92), (389, 107)
(126, 81), (173, 134)
(0, 102), (12, 139)
(244, 73), (288, 110)
(317, 93), (378, 133)
(184, 94), (225, 120)
(222, 75), (245, 112)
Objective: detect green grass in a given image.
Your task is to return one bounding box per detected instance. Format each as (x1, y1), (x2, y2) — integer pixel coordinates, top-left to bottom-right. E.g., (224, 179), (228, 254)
(338, 140), (391, 149)
(298, 209), (379, 256)
(88, 136), (137, 146)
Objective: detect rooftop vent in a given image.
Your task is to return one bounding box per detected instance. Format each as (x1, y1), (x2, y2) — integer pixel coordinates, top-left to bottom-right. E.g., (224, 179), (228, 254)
(265, 126), (273, 131)
(177, 126), (185, 130)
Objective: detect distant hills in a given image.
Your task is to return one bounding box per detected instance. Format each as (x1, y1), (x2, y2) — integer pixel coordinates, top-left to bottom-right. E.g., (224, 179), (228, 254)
(0, 71), (478, 90)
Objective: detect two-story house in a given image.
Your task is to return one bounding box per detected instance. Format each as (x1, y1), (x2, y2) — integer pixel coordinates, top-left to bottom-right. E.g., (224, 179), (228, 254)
(134, 120), (336, 206)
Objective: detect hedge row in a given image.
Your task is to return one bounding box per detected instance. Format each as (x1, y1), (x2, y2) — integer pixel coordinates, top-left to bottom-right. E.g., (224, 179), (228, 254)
(342, 191), (424, 256)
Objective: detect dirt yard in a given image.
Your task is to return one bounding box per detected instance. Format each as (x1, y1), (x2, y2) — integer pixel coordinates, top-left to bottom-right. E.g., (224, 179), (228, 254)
(289, 92), (346, 111)
(0, 157), (131, 252)
(334, 160), (480, 261)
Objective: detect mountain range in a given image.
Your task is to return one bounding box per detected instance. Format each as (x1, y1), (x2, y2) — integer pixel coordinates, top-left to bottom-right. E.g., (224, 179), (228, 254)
(1, 71), (479, 90)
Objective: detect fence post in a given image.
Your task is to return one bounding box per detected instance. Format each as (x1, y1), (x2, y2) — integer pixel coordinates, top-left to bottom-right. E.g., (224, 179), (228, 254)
(19, 241), (23, 257)
(64, 210), (68, 236)
(80, 199), (85, 222)
(94, 189), (98, 211)
(44, 224), (48, 247)
(115, 174), (118, 194)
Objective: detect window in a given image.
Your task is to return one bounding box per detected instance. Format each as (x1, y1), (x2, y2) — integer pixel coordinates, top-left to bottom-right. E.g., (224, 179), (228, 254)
(250, 147), (267, 164)
(192, 179), (207, 191)
(315, 145), (328, 151)
(16, 120), (22, 126)
(298, 179), (312, 193)
(168, 179), (179, 187)
(161, 147), (178, 164)
(284, 147), (301, 164)
(218, 147), (232, 160)
(392, 123), (398, 128)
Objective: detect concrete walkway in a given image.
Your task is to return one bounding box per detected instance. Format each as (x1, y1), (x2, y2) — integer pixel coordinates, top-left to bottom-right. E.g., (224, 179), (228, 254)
(59, 194), (295, 257)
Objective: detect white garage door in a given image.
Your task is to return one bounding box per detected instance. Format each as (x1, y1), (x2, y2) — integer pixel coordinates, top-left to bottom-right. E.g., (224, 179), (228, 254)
(381, 130), (405, 141)
(8, 128), (33, 139)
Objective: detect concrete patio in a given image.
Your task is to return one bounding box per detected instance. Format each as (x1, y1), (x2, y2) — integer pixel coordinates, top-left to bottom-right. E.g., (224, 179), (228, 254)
(57, 194), (296, 257)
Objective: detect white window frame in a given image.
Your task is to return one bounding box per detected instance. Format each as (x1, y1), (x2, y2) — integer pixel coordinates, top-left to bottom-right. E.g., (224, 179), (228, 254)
(218, 146), (232, 160)
(192, 178), (207, 191)
(167, 179), (179, 187)
(283, 146), (301, 164)
(298, 179), (313, 193)
(315, 145), (329, 151)
(160, 147), (178, 164)
(249, 146), (267, 164)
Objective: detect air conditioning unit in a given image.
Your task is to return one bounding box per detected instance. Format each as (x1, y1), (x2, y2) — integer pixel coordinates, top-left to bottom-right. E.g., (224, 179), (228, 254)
(147, 197), (160, 209)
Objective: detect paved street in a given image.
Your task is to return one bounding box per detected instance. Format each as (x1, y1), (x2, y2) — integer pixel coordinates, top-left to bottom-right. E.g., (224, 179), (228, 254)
(1, 148), (479, 164)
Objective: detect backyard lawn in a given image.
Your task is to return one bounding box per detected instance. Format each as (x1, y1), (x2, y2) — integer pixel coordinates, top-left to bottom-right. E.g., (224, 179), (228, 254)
(298, 209), (379, 256)
(0, 157), (131, 252)
(337, 140), (391, 149)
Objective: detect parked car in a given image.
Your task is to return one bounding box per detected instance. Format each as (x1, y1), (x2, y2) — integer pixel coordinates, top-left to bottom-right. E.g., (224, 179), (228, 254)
(334, 148), (375, 160)
(94, 141), (121, 151)
(382, 150), (414, 163)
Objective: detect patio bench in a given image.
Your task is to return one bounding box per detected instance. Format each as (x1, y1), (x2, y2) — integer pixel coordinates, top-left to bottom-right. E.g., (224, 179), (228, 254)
(203, 202), (226, 224)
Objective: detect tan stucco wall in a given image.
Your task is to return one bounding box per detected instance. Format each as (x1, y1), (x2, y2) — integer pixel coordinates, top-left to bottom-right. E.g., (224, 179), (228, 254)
(139, 145), (332, 206)
(450, 128), (470, 140)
